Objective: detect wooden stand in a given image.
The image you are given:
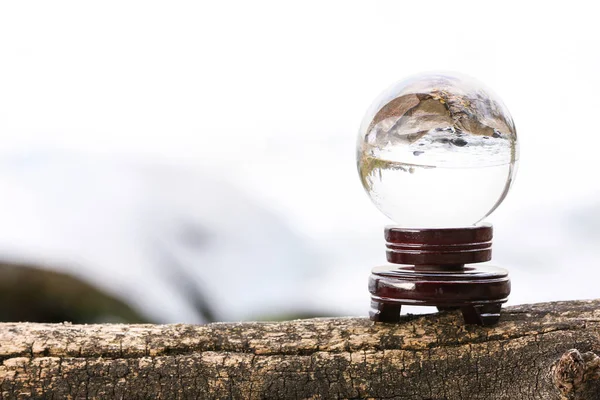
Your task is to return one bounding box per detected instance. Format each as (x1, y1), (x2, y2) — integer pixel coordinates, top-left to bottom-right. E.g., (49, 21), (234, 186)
(369, 224), (510, 326)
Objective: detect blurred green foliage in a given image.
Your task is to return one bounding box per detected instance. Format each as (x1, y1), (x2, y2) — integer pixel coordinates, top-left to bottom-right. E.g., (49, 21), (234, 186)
(0, 263), (148, 323)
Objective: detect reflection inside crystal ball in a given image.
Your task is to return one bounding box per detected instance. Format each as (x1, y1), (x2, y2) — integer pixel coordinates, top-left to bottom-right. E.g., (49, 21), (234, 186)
(357, 72), (519, 228)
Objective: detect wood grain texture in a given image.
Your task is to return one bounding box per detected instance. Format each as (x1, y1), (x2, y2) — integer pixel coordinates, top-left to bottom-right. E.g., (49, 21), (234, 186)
(1, 300), (600, 399)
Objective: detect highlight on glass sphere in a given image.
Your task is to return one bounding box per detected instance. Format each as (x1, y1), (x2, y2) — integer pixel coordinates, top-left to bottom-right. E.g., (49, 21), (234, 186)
(357, 72), (519, 228)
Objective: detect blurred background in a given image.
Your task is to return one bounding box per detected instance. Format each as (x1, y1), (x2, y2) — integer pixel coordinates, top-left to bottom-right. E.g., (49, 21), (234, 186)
(0, 1), (598, 324)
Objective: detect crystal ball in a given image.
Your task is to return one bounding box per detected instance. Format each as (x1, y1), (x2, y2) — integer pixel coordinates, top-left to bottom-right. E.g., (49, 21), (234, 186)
(357, 72), (519, 228)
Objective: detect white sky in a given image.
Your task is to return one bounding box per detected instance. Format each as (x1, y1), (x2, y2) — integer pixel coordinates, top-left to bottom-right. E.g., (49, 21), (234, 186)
(1, 1), (600, 317)
(2, 1), (599, 227)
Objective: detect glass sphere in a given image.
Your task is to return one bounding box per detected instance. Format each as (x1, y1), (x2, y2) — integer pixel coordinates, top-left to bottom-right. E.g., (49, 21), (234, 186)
(357, 72), (519, 228)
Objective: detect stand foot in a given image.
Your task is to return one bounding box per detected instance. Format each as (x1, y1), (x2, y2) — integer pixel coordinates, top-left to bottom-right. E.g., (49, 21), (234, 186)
(461, 303), (502, 326)
(369, 300), (401, 323)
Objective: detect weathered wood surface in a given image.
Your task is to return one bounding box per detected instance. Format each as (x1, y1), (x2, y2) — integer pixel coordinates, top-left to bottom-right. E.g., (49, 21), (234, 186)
(1, 300), (599, 399)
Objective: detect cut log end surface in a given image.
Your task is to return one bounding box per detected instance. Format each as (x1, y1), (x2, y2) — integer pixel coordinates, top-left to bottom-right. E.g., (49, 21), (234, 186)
(1, 300), (600, 399)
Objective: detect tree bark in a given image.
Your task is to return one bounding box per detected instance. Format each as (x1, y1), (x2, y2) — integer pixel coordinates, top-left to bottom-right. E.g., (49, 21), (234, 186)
(1, 300), (599, 399)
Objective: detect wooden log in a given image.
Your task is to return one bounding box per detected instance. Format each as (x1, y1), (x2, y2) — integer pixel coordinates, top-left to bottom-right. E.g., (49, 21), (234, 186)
(1, 300), (599, 399)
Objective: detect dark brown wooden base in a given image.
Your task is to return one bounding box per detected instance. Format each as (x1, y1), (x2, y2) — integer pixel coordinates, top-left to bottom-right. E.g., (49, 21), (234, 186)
(369, 264), (510, 326)
(368, 225), (510, 326)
